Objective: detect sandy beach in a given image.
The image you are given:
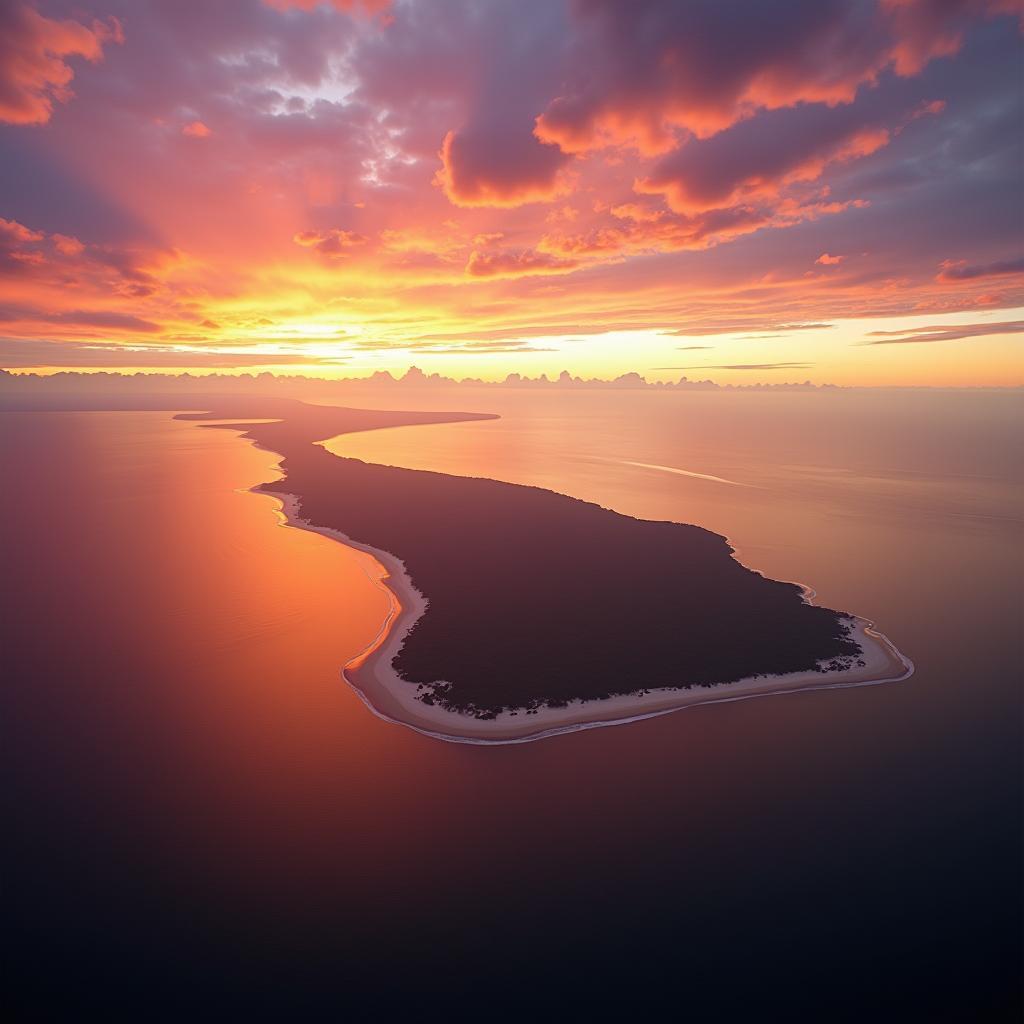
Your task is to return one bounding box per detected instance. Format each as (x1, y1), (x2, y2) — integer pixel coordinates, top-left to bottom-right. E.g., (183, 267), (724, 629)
(266, 487), (914, 746)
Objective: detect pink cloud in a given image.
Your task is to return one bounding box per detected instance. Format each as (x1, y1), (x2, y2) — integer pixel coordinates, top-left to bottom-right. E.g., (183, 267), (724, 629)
(817, 252), (844, 265)
(0, 217), (44, 245)
(436, 127), (572, 208)
(0, 2), (122, 125)
(52, 234), (85, 256)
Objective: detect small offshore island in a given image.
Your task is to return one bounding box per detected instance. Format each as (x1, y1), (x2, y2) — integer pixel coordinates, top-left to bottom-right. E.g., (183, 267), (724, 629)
(172, 397), (912, 744)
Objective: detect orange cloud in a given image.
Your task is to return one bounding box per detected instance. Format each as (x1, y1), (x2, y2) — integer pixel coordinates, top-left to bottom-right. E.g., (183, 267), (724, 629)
(817, 252), (844, 265)
(293, 229), (369, 259)
(0, 2), (122, 125)
(182, 120), (212, 138)
(539, 196), (866, 261)
(0, 215), (191, 343)
(464, 249), (580, 279)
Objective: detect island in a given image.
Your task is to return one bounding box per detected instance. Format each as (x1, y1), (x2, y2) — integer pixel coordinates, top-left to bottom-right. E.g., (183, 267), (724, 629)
(171, 397), (912, 744)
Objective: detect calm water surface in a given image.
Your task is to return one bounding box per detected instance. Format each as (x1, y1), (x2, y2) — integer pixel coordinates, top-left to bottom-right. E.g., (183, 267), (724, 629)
(2, 393), (1021, 1018)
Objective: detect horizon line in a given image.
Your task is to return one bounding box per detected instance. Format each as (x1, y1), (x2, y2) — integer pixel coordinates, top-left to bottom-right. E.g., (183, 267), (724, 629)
(2, 367), (1022, 392)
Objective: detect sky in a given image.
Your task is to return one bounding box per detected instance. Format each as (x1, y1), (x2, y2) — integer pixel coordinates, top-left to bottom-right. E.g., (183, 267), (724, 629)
(0, 0), (1022, 385)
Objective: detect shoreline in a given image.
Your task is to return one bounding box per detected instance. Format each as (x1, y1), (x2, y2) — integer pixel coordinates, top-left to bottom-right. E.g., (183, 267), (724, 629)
(257, 479), (914, 746)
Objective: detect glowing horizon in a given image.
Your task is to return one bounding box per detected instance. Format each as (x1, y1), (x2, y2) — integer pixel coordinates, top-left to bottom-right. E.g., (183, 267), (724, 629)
(1, 0), (1022, 385)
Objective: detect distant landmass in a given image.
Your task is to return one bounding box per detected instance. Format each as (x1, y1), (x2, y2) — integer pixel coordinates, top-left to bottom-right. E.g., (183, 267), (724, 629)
(0, 366), (837, 397)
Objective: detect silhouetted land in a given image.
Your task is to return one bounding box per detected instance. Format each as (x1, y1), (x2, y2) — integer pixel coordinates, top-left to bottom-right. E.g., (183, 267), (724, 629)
(0, 391), (861, 714)
(171, 398), (862, 716)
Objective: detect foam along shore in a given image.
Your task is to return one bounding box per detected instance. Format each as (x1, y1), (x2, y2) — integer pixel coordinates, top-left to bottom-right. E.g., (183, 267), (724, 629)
(269, 491), (913, 746)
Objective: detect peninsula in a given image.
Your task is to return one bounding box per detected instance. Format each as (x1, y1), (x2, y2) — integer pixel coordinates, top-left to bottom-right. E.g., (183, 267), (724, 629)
(172, 397), (911, 743)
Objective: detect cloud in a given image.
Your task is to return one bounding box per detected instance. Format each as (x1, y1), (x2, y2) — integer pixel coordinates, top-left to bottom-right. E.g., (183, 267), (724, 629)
(423, 344), (560, 354)
(0, 0), (1019, 379)
(634, 100), (912, 216)
(52, 234), (85, 256)
(0, 215), (170, 313)
(937, 256), (1024, 281)
(464, 248), (580, 279)
(350, 336), (557, 355)
(666, 321), (834, 337)
(0, 303), (161, 334)
(0, 338), (330, 368)
(182, 120), (212, 138)
(540, 186), (874, 262)
(293, 228), (369, 259)
(435, 126), (571, 208)
(0, 2), (122, 125)
(46, 310), (161, 333)
(817, 252), (844, 265)
(413, 2), (574, 208)
(0, 217), (43, 244)
(533, 0), (1015, 154)
(540, 204), (770, 256)
(409, 323), (666, 344)
(883, 0), (1023, 76)
(860, 319), (1024, 343)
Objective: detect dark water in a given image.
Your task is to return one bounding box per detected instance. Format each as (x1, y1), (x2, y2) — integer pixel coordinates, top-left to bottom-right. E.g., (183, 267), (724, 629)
(2, 395), (1021, 1020)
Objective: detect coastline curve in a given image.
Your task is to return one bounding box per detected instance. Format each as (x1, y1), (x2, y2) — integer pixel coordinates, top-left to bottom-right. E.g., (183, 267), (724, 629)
(260, 482), (914, 747)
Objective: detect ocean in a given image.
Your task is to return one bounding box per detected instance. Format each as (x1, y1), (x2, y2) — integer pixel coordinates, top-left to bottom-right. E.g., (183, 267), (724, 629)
(2, 388), (1021, 1018)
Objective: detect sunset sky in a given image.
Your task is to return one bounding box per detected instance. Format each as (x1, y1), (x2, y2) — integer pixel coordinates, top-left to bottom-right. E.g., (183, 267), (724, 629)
(1, 0), (1021, 385)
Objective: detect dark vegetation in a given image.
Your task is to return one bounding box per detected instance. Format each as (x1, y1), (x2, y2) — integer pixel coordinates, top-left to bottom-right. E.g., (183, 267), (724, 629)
(178, 398), (861, 716)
